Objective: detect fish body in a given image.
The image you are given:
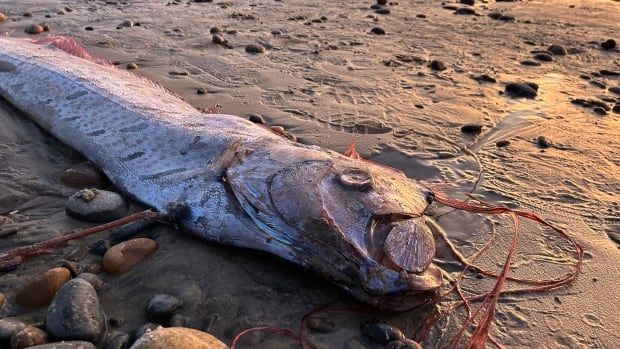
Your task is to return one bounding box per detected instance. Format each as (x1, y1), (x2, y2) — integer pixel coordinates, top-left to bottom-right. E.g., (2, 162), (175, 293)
(0, 37), (442, 310)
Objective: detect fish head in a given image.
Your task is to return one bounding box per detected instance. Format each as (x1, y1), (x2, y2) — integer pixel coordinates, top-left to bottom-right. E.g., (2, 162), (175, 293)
(226, 143), (442, 310)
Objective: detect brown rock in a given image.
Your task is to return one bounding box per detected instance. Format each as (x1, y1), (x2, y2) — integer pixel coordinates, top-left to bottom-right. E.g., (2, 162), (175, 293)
(60, 162), (107, 188)
(10, 326), (48, 349)
(103, 238), (159, 275)
(129, 327), (227, 349)
(15, 267), (71, 308)
(0, 12), (6, 22)
(24, 24), (45, 35)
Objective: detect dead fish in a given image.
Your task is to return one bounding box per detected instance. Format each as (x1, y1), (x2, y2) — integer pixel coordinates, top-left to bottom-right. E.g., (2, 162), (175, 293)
(0, 37), (441, 310)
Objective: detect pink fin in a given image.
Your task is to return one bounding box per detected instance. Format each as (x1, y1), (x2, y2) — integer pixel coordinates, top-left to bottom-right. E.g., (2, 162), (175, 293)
(34, 36), (112, 67)
(343, 141), (362, 160)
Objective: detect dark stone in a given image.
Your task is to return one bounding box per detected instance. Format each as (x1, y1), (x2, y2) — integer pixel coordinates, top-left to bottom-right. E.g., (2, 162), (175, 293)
(386, 339), (423, 349)
(245, 43), (266, 54)
(533, 53), (553, 61)
(496, 140), (511, 147)
(609, 87), (620, 95)
(488, 12), (502, 19)
(601, 39), (616, 50)
(85, 27), (94, 31)
(248, 114), (265, 124)
(24, 24), (45, 35)
(375, 8), (391, 15)
(429, 60), (446, 71)
(547, 44), (567, 55)
(370, 27), (386, 35)
(498, 15), (515, 21)
(109, 316), (125, 328)
(460, 123), (483, 134)
(197, 87), (207, 95)
(589, 80), (607, 89)
(613, 105), (620, 114)
(454, 7), (476, 15)
(600, 69), (620, 76)
(46, 279), (106, 343)
(360, 322), (405, 345)
(459, 0), (474, 5)
(472, 74), (496, 83)
(505, 83), (538, 98)
(209, 26), (220, 34)
(537, 136), (551, 148)
(520, 60), (541, 66)
(146, 294), (183, 323)
(89, 239), (110, 256)
(377, 0), (387, 4)
(65, 189), (127, 223)
(593, 107), (607, 115)
(212, 35), (226, 45)
(60, 162), (107, 189)
(108, 218), (155, 244)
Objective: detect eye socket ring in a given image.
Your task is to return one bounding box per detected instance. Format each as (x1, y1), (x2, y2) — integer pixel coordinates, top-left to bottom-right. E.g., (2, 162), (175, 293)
(338, 169), (373, 191)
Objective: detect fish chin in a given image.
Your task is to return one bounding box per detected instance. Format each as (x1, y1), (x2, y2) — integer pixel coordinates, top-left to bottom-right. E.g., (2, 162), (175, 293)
(344, 263), (443, 311)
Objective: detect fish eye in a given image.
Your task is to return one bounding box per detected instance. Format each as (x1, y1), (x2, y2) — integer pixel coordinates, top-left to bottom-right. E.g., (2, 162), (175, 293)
(338, 169), (373, 191)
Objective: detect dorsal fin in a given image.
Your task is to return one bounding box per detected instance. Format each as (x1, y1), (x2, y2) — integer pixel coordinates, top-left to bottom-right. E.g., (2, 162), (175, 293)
(343, 141), (362, 160)
(34, 36), (112, 67)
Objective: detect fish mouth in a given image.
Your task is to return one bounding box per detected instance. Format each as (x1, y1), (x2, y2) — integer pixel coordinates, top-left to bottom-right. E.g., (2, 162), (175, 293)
(361, 263), (443, 311)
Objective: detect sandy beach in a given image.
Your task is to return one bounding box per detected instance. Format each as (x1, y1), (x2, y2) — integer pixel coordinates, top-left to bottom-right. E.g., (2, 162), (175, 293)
(0, 0), (619, 348)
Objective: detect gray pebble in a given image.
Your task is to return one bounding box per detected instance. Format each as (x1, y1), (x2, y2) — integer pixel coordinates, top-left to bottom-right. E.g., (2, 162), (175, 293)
(126, 63), (138, 70)
(496, 140), (511, 147)
(505, 82), (538, 98)
(46, 279), (106, 343)
(360, 322), (405, 344)
(533, 53), (553, 61)
(248, 114), (265, 124)
(245, 43), (265, 54)
(146, 294), (183, 323)
(547, 44), (567, 55)
(65, 189), (127, 223)
(454, 7), (476, 15)
(370, 27), (385, 35)
(460, 123), (483, 134)
(0, 318), (26, 340)
(89, 239), (110, 256)
(593, 107), (607, 115)
(429, 60), (446, 71)
(601, 39), (616, 50)
(537, 136), (551, 148)
(521, 60), (541, 66)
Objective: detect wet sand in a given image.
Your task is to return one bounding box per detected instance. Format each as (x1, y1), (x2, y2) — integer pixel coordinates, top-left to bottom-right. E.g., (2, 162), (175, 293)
(0, 0), (619, 348)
